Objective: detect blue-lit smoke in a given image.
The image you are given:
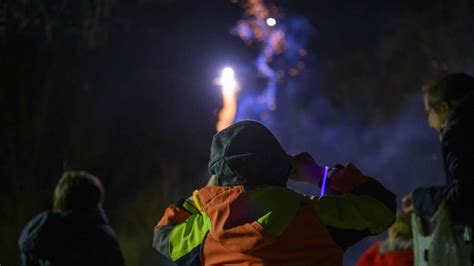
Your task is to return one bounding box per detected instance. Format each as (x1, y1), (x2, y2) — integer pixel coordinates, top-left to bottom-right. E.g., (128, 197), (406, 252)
(233, 14), (314, 121)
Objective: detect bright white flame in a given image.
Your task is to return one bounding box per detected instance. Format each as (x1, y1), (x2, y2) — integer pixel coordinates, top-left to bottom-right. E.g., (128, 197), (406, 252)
(266, 17), (276, 27)
(222, 67), (234, 77)
(221, 67), (237, 97)
(216, 67), (239, 132)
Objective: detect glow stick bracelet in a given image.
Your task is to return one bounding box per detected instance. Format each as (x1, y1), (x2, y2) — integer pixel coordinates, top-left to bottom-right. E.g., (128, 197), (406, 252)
(320, 166), (330, 196)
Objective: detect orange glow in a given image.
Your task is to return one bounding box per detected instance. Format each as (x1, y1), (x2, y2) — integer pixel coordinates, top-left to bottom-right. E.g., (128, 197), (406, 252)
(297, 61), (305, 69)
(216, 89), (237, 132)
(289, 68), (299, 76)
(245, 0), (269, 20)
(298, 48), (307, 56)
(270, 31), (286, 54)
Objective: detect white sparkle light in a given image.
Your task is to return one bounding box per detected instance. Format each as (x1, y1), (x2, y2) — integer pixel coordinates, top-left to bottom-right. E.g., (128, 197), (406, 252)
(266, 17), (276, 27)
(221, 67), (237, 97)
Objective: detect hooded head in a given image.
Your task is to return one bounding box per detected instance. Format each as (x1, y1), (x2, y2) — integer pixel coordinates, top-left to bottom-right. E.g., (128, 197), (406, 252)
(208, 120), (291, 187)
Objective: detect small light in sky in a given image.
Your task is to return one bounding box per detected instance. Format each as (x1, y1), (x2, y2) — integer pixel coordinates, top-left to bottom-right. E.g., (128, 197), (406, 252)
(266, 17), (276, 27)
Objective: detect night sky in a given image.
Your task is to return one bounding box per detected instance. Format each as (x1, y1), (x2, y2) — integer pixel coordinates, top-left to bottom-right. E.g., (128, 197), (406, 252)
(1, 0), (473, 265)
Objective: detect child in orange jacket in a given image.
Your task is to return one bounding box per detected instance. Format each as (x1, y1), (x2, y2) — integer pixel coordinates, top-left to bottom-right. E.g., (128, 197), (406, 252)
(153, 120), (396, 265)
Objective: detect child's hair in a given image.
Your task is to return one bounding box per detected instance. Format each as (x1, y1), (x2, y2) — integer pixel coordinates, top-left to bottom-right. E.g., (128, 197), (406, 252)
(423, 73), (474, 110)
(53, 171), (104, 213)
(389, 211), (413, 240)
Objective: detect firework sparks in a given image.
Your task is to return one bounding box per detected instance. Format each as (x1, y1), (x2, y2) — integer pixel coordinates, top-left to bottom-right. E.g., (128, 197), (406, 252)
(232, 0), (286, 111)
(216, 67), (239, 132)
(232, 0), (311, 114)
(229, 0), (312, 122)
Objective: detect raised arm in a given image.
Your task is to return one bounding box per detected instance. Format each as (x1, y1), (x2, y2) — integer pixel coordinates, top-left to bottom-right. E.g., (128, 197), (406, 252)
(312, 164), (396, 250)
(412, 130), (474, 223)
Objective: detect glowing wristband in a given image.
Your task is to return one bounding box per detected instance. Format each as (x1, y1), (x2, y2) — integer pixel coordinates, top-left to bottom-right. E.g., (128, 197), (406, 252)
(320, 166), (330, 196)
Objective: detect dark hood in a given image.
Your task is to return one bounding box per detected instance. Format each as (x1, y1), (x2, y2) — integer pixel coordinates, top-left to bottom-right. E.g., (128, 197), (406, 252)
(208, 120), (291, 187)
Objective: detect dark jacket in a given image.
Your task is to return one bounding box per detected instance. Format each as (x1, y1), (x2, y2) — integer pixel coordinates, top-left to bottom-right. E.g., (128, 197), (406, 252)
(18, 208), (125, 266)
(413, 92), (474, 225)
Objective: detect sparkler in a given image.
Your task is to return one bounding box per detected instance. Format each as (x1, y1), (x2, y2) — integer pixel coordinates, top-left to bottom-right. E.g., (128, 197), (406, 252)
(232, 0), (286, 111)
(216, 67), (239, 132)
